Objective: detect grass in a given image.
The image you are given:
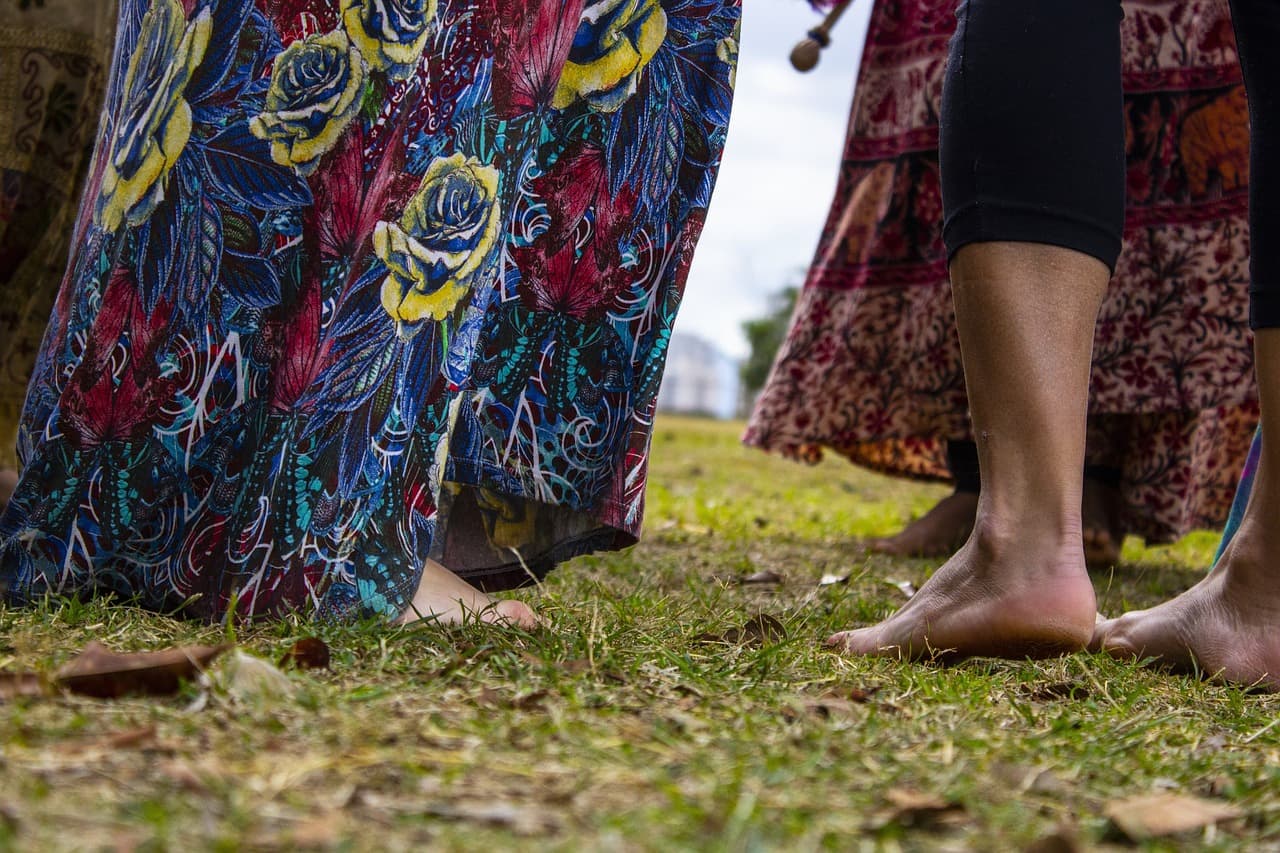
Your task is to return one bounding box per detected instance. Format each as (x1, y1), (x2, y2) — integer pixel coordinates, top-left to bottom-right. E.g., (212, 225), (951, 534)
(1, 414), (1276, 851)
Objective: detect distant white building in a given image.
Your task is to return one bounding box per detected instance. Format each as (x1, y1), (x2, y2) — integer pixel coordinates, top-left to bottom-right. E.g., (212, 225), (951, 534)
(657, 332), (741, 419)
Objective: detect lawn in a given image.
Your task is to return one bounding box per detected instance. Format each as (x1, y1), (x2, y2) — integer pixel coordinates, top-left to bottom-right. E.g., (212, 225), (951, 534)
(1, 414), (1275, 851)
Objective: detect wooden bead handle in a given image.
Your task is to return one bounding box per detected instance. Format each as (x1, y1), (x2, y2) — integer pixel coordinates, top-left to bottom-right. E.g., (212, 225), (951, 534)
(790, 0), (856, 72)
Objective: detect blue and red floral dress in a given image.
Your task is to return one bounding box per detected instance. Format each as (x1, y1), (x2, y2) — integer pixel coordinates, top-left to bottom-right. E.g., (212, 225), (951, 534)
(0, 0), (740, 620)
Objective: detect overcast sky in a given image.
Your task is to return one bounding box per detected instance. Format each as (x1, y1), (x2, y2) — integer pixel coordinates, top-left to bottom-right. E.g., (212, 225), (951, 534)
(680, 1), (872, 359)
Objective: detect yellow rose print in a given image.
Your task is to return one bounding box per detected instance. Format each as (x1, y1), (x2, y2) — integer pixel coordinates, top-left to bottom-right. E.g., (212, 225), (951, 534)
(375, 154), (501, 335)
(249, 29), (366, 174)
(342, 0), (437, 81)
(553, 0), (668, 114)
(96, 0), (211, 231)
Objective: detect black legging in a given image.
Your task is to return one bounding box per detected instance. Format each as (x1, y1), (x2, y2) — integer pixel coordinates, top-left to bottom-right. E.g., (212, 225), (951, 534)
(940, 0), (1280, 330)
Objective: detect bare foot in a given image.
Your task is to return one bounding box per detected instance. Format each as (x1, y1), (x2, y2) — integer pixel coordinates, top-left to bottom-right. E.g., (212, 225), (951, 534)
(829, 524), (1098, 661)
(1082, 477), (1126, 571)
(868, 491), (978, 558)
(0, 469), (17, 513)
(1092, 524), (1280, 690)
(396, 558), (540, 628)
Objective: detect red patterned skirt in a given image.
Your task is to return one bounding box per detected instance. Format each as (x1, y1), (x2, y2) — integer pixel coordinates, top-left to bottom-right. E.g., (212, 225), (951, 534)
(746, 0), (1257, 544)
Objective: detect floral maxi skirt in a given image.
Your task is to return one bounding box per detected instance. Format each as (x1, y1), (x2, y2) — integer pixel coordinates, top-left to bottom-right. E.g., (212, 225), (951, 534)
(0, 0), (741, 620)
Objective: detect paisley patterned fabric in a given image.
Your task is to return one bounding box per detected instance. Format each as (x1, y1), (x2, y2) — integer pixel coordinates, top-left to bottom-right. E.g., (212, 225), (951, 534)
(746, 0), (1258, 544)
(0, 0), (740, 620)
(0, 0), (118, 471)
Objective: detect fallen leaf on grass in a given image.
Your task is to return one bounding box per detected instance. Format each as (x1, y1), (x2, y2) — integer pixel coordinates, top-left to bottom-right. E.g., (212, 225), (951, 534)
(991, 762), (1067, 795)
(53, 641), (229, 699)
(0, 672), (46, 701)
(818, 573), (850, 586)
(217, 650), (295, 704)
(846, 685), (882, 703)
(1104, 792), (1242, 841)
(99, 725), (158, 751)
(476, 688), (550, 711)
(279, 637), (331, 671)
(874, 787), (967, 830)
(887, 578), (917, 598)
(786, 684), (886, 722)
(695, 614), (787, 647)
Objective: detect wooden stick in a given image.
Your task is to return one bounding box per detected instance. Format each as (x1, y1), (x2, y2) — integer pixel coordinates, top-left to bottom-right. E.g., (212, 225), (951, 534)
(790, 0), (856, 72)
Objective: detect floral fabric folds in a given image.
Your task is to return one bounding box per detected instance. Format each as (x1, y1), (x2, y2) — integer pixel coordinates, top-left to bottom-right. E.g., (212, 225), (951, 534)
(746, 0), (1258, 544)
(0, 0), (741, 620)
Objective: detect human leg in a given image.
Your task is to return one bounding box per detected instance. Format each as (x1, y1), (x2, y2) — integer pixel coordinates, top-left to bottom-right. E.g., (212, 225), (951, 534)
(831, 0), (1125, 659)
(868, 440), (979, 557)
(1092, 0), (1280, 686)
(831, 244), (1107, 658)
(1093, 332), (1280, 687)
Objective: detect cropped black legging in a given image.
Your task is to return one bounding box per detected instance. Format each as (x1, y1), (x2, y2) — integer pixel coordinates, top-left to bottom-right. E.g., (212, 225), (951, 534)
(940, 0), (1280, 330)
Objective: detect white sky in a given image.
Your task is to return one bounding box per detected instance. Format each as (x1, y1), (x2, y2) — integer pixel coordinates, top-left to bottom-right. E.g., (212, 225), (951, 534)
(680, 0), (872, 358)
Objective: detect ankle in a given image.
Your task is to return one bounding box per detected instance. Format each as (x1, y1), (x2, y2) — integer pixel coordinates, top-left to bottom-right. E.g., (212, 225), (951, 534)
(965, 514), (1088, 586)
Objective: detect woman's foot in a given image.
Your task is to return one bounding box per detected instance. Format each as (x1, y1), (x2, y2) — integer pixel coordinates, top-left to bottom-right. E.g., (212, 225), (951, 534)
(867, 490), (979, 558)
(0, 469), (17, 513)
(1082, 476), (1126, 570)
(831, 520), (1098, 661)
(1093, 330), (1280, 690)
(1092, 518), (1280, 690)
(396, 558), (540, 628)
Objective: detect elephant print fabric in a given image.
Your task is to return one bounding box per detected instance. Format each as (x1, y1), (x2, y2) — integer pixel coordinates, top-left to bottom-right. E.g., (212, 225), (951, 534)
(0, 0), (741, 621)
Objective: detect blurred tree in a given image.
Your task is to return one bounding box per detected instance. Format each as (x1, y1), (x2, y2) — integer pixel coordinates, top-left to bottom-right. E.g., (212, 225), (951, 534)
(740, 285), (799, 396)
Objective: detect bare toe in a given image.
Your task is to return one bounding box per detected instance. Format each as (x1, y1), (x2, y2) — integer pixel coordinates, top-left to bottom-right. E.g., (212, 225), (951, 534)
(486, 599), (543, 630)
(831, 528), (1097, 663)
(399, 558), (540, 629)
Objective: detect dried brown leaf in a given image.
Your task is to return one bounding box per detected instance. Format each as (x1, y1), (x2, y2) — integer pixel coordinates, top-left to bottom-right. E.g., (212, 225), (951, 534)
(219, 650), (295, 704)
(476, 688), (550, 711)
(1104, 792), (1243, 841)
(101, 725), (158, 751)
(698, 614), (787, 647)
(279, 637), (331, 671)
(887, 578), (918, 598)
(846, 685), (881, 703)
(0, 671), (46, 702)
(878, 788), (967, 829)
(53, 641), (229, 699)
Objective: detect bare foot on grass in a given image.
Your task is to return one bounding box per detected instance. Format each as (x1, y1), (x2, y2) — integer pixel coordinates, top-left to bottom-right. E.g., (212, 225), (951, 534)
(830, 524), (1098, 661)
(397, 558), (540, 628)
(1092, 522), (1280, 690)
(1082, 477), (1126, 571)
(867, 491), (978, 558)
